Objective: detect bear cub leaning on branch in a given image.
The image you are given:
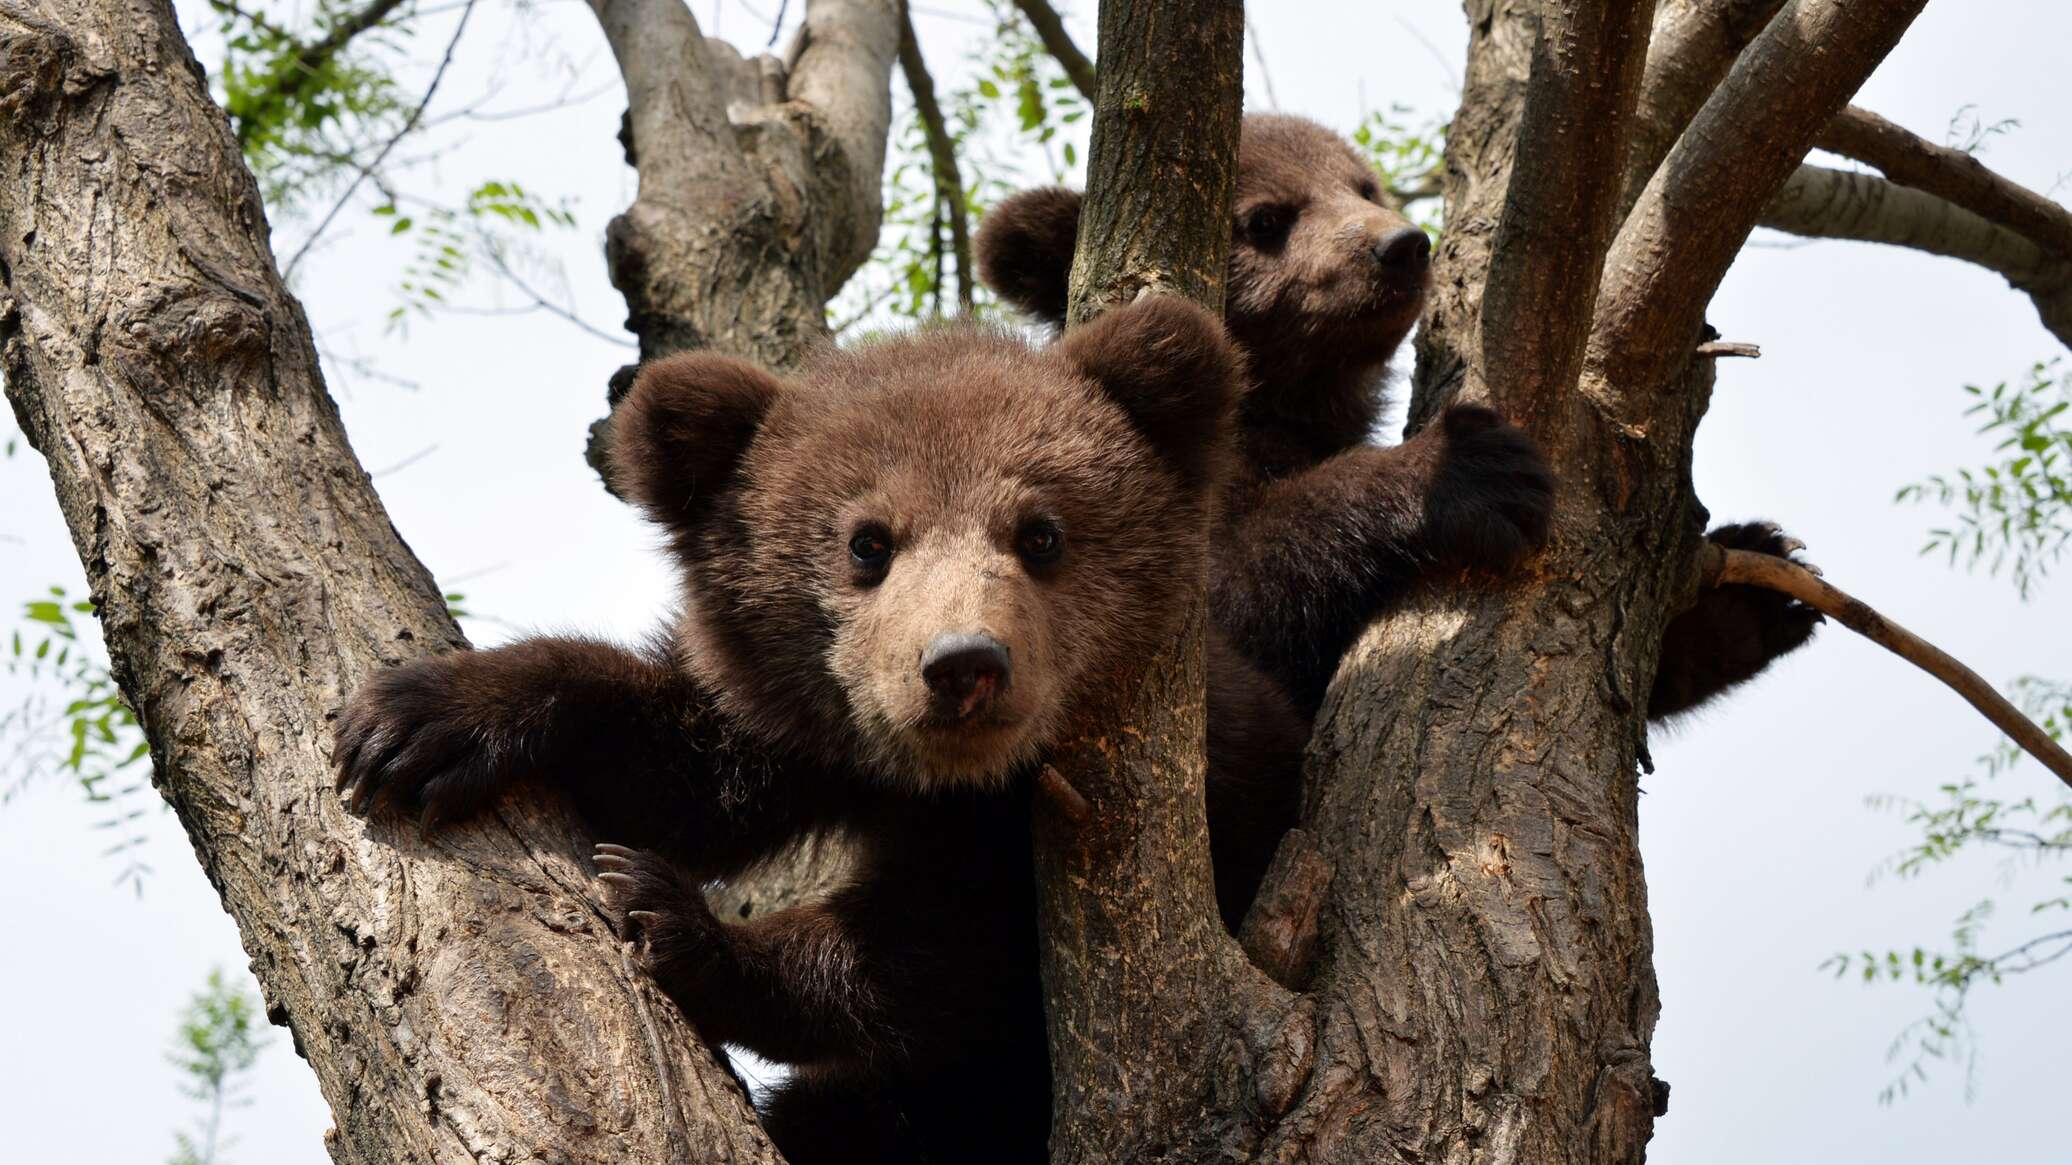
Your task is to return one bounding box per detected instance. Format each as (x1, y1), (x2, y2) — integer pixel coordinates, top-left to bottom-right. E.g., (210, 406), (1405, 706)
(978, 112), (1819, 720)
(334, 297), (1306, 1165)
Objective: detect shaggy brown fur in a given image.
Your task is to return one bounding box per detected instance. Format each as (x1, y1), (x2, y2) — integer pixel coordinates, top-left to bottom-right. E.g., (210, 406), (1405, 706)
(334, 297), (1306, 1165)
(978, 113), (1819, 718)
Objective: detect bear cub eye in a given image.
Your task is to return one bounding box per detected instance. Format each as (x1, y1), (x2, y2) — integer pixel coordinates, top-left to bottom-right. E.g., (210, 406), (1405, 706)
(849, 525), (894, 578)
(1357, 177), (1382, 203)
(1242, 205), (1295, 249)
(1016, 518), (1065, 566)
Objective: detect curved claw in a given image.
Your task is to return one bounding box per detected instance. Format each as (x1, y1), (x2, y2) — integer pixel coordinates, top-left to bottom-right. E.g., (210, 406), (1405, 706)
(626, 910), (663, 926)
(598, 871), (638, 892)
(594, 843), (640, 860)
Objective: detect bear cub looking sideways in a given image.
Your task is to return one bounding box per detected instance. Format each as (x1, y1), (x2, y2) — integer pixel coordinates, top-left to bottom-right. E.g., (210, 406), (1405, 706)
(334, 297), (1308, 1165)
(978, 112), (1819, 720)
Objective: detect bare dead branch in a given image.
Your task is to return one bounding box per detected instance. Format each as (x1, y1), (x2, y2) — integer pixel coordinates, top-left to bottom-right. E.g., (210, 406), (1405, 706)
(1703, 547), (2072, 787)
(1760, 164), (2072, 349)
(1593, 0), (1929, 397)
(786, 0), (903, 286)
(1010, 0), (1096, 101)
(1622, 0), (1788, 213)
(1474, 0), (1653, 428)
(1695, 340), (1761, 358)
(1816, 105), (2072, 261)
(897, 1), (974, 311)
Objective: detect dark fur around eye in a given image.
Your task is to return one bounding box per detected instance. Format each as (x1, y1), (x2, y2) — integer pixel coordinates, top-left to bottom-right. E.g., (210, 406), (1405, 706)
(1015, 519), (1064, 566)
(1241, 205), (1294, 249)
(849, 525), (893, 580)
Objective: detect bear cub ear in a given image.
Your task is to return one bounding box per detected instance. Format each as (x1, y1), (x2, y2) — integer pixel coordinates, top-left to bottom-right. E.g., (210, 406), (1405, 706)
(610, 353), (782, 533)
(1061, 295), (1243, 491)
(974, 187), (1082, 326)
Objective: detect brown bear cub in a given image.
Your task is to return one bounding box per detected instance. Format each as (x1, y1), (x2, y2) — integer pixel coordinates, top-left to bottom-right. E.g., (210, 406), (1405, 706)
(978, 112), (1819, 719)
(334, 298), (1305, 1165)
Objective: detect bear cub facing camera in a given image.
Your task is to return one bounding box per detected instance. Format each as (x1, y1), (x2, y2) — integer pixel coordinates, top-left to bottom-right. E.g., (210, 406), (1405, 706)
(334, 297), (1306, 1165)
(979, 112), (1818, 719)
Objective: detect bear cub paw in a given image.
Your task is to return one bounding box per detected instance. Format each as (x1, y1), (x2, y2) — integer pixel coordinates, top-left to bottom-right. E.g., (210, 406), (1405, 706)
(333, 653), (515, 829)
(594, 844), (723, 977)
(1424, 404), (1557, 574)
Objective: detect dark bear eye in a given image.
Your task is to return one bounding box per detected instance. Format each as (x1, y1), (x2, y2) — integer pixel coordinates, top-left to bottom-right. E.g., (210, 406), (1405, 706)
(849, 526), (893, 573)
(1242, 205), (1294, 248)
(1016, 519), (1065, 565)
(1358, 177), (1382, 202)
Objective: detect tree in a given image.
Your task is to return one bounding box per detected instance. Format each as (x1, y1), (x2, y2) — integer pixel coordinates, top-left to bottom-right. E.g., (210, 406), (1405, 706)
(5, 0), (2069, 1162)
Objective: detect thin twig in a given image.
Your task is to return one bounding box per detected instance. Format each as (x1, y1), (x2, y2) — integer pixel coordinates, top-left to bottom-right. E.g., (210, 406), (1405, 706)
(1703, 545), (2072, 788)
(281, 0), (479, 280)
(897, 2), (973, 311)
(1009, 0), (1096, 101)
(1245, 14), (1278, 111)
(479, 242), (637, 347)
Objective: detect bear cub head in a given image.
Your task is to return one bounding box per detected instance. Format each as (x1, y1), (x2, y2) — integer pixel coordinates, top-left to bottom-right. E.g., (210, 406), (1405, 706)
(612, 297), (1242, 788)
(977, 114), (1429, 407)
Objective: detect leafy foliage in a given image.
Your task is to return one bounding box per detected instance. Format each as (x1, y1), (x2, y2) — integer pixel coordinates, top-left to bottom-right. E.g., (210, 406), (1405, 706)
(1833, 677), (2072, 1101)
(379, 179), (581, 334)
(1897, 358), (2072, 599)
(1349, 104), (1447, 235)
(209, 0), (414, 213)
(168, 969), (270, 1165)
(833, 0), (1089, 332)
(3, 588), (154, 891)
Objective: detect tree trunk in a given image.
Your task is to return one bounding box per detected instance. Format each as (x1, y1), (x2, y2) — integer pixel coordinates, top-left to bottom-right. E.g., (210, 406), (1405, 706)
(0, 2), (776, 1160)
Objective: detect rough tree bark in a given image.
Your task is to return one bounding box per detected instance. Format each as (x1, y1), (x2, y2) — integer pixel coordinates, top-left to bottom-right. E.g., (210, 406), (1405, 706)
(0, 0), (783, 1160)
(585, 0), (899, 485)
(1028, 8), (1297, 1165)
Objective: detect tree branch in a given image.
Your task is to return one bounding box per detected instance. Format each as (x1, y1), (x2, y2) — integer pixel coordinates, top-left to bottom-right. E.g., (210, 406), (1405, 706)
(0, 0), (768, 1157)
(1815, 105), (2072, 262)
(1760, 164), (2072, 348)
(1009, 0), (1096, 101)
(1701, 548), (2072, 787)
(1592, 0), (1928, 397)
(1036, 4), (1279, 1163)
(1473, 0), (1653, 435)
(1621, 0), (1788, 214)
(897, 1), (973, 311)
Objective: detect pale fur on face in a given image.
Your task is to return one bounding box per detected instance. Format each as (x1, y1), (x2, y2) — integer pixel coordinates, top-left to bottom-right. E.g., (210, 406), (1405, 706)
(668, 327), (1214, 793)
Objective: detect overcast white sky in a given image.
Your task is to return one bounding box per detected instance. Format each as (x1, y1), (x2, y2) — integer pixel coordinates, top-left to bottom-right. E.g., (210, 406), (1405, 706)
(3, 1), (2069, 1160)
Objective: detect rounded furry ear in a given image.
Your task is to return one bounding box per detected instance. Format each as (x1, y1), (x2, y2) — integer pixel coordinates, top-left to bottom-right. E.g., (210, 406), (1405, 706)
(610, 353), (782, 532)
(1060, 295), (1242, 490)
(974, 187), (1082, 326)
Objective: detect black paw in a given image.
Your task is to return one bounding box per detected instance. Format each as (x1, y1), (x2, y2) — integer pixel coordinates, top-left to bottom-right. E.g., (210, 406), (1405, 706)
(333, 655), (515, 830)
(1648, 521), (1823, 719)
(1705, 521), (1825, 642)
(594, 844), (721, 976)
(1425, 405), (1557, 573)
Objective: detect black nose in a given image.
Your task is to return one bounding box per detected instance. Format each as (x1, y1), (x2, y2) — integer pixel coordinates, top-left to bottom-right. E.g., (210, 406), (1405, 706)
(1373, 227), (1431, 278)
(921, 633), (1012, 719)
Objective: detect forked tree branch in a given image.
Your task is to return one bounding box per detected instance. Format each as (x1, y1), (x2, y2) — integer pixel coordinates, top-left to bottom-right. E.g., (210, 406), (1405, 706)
(1593, 0), (1928, 396)
(1010, 0), (1096, 100)
(897, 1), (974, 311)
(1622, 0), (1788, 213)
(1815, 105), (2072, 262)
(1760, 164), (2072, 348)
(1702, 548), (2072, 787)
